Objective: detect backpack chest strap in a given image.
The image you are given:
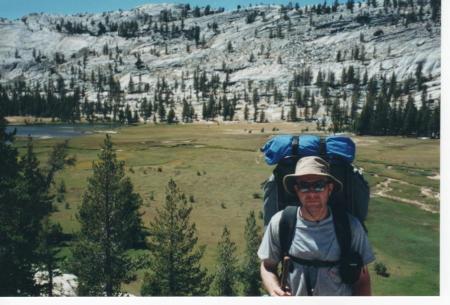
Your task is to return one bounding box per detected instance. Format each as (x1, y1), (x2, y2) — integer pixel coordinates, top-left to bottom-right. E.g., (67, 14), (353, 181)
(289, 256), (339, 268)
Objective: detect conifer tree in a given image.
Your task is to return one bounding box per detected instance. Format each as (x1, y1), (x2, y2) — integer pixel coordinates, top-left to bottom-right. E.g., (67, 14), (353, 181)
(141, 179), (209, 296)
(429, 102), (440, 138)
(244, 103), (249, 121)
(289, 103), (298, 122)
(239, 211), (262, 296)
(356, 96), (374, 135)
(253, 104), (258, 122)
(416, 100), (431, 137)
(0, 129), (73, 295)
(167, 108), (176, 124)
(259, 110), (266, 123)
(388, 101), (399, 135)
(158, 101), (166, 121)
(36, 219), (63, 296)
(69, 135), (145, 296)
(210, 226), (238, 296)
(331, 98), (343, 133)
(202, 102), (207, 120)
(401, 95), (418, 136)
(371, 95), (390, 135)
(0, 137), (49, 295)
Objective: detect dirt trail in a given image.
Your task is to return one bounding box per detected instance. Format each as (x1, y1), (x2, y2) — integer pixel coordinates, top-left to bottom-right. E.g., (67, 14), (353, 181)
(372, 177), (439, 214)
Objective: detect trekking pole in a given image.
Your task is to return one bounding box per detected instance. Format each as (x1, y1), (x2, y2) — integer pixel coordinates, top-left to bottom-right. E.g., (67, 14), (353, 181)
(280, 256), (291, 293)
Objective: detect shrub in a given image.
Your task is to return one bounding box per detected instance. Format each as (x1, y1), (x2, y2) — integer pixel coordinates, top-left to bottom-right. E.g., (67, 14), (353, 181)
(253, 193), (262, 199)
(374, 262), (390, 277)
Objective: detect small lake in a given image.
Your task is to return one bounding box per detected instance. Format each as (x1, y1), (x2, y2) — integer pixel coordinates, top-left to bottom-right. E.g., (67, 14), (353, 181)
(5, 124), (120, 139)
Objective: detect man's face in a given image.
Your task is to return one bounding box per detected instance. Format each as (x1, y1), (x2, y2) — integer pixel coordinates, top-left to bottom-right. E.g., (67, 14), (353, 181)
(294, 174), (334, 221)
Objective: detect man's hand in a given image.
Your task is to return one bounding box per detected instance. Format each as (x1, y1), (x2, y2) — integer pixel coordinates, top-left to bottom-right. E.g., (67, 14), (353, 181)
(270, 286), (292, 296)
(260, 260), (292, 296)
(352, 265), (372, 296)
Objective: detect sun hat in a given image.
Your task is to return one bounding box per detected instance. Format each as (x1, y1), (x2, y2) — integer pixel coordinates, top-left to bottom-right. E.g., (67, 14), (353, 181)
(283, 156), (343, 195)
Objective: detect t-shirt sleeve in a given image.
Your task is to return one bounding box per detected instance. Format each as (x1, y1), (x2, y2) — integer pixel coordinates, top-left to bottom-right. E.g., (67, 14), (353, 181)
(349, 215), (376, 265)
(257, 211), (283, 264)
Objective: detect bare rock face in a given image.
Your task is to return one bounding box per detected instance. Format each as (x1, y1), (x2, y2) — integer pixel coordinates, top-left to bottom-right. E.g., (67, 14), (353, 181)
(0, 2), (441, 122)
(34, 270), (78, 296)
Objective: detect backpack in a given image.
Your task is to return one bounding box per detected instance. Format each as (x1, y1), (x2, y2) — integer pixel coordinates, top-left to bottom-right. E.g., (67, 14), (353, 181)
(260, 135), (370, 287)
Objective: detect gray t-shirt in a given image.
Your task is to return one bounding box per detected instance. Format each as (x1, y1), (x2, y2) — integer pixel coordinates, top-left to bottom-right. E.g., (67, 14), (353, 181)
(258, 209), (375, 296)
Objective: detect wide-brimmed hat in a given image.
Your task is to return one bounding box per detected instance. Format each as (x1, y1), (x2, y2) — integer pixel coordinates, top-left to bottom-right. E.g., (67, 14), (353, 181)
(283, 156), (343, 195)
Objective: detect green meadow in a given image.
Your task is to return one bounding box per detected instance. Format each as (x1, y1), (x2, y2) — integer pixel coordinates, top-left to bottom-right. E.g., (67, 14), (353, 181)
(12, 122), (440, 296)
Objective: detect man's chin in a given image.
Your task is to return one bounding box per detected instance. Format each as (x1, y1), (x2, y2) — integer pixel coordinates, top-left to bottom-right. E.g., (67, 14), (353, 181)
(306, 206), (326, 217)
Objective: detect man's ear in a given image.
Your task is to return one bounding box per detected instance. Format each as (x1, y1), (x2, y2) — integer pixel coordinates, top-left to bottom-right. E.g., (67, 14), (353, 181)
(328, 182), (334, 194)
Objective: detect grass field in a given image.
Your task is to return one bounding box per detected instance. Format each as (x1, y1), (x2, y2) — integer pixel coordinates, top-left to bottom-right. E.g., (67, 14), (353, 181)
(12, 122), (440, 296)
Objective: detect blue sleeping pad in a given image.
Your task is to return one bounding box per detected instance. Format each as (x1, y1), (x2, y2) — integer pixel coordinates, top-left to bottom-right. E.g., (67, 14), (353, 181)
(260, 135), (355, 165)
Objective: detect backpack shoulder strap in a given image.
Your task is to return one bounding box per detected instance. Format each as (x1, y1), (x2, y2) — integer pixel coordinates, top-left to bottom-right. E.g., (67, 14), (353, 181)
(279, 206), (298, 257)
(291, 135), (299, 156)
(319, 136), (327, 160)
(330, 202), (352, 257)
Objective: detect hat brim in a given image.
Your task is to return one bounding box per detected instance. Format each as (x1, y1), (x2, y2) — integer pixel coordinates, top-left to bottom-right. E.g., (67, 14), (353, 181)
(283, 173), (343, 196)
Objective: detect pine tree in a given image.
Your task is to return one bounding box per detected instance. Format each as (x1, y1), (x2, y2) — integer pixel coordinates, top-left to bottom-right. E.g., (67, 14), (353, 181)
(416, 100), (431, 137)
(244, 103), (249, 121)
(259, 110), (266, 123)
(69, 135), (145, 296)
(141, 179), (209, 296)
(331, 98), (343, 133)
(135, 53), (144, 69)
(356, 96), (374, 135)
(167, 107), (176, 124)
(239, 211), (262, 296)
(430, 0), (441, 23)
(249, 52), (256, 63)
(158, 101), (166, 121)
(181, 99), (189, 123)
(401, 95), (418, 136)
(210, 226), (238, 296)
(371, 95), (390, 135)
(0, 132), (73, 296)
(202, 102), (207, 120)
(289, 103), (298, 122)
(388, 101), (399, 135)
(128, 76), (134, 93)
(415, 61), (424, 90)
(429, 102), (440, 138)
(227, 41), (233, 53)
(36, 219), (63, 296)
(0, 137), (49, 295)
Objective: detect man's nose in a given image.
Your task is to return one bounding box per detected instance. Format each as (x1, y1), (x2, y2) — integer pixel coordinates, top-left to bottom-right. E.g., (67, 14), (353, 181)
(304, 190), (318, 199)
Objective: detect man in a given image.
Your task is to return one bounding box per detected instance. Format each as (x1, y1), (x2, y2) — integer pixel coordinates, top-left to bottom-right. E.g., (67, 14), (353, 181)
(258, 156), (375, 296)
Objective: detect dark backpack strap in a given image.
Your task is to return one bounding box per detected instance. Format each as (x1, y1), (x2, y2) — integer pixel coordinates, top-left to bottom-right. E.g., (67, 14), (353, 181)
(291, 135), (299, 156)
(289, 256), (339, 268)
(330, 202), (352, 258)
(279, 206), (298, 257)
(319, 137), (327, 160)
(330, 202), (363, 285)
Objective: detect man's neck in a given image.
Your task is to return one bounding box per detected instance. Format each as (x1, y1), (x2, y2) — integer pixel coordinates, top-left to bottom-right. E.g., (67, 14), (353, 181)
(299, 206), (329, 222)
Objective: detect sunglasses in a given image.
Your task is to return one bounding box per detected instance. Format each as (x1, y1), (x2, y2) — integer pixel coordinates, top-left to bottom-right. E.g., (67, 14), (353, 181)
(295, 180), (329, 193)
